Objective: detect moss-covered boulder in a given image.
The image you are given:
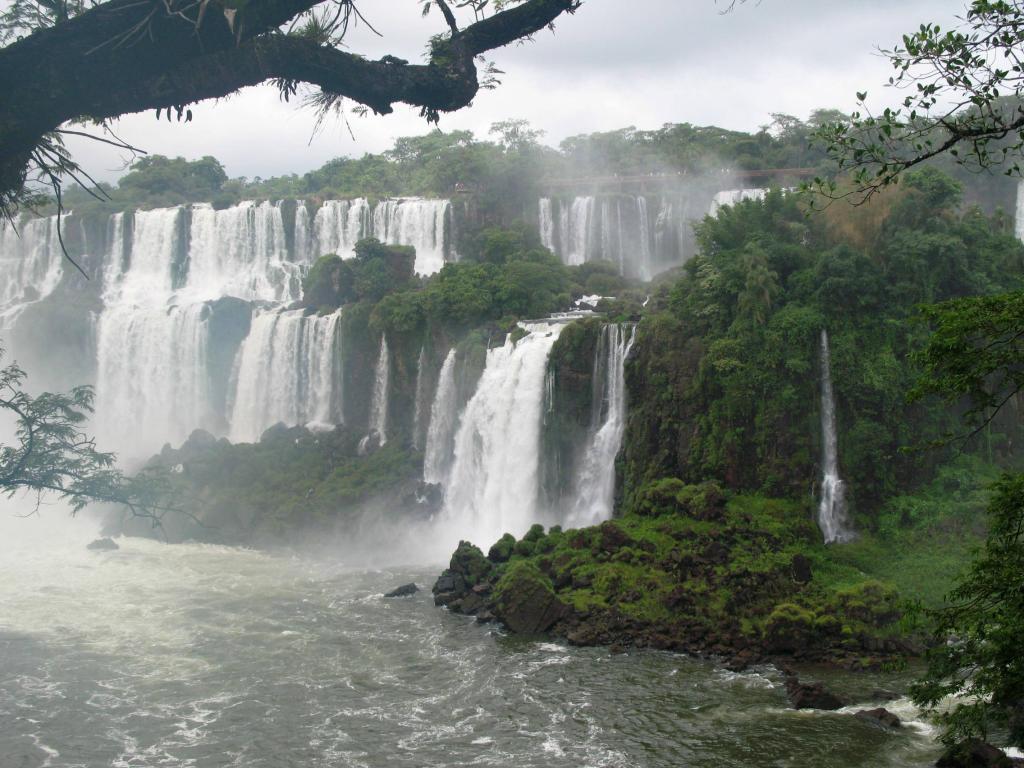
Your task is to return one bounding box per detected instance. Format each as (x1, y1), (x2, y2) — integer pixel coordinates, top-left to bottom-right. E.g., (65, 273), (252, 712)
(492, 561), (568, 635)
(487, 533), (516, 563)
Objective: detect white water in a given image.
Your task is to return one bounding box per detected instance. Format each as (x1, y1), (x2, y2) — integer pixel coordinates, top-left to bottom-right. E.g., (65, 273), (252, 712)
(366, 336), (391, 447)
(308, 197), (451, 275)
(538, 194), (692, 279)
(411, 346), (429, 451)
(818, 329), (853, 544)
(1015, 179), (1024, 241)
(567, 324), (637, 527)
(708, 188), (768, 217)
(442, 322), (565, 545)
(0, 214), (64, 323)
(228, 308), (342, 443)
(423, 348), (459, 485)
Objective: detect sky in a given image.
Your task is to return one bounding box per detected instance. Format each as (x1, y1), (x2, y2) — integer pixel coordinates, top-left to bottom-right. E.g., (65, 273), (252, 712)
(65, 0), (969, 183)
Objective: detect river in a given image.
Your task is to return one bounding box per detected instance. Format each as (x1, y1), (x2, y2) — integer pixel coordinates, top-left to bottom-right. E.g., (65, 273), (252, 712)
(0, 513), (945, 768)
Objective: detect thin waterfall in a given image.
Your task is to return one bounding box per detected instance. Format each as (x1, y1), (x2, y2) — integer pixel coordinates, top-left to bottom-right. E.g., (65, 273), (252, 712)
(818, 329), (853, 543)
(313, 199), (371, 260)
(228, 308), (342, 443)
(538, 198), (555, 252)
(411, 346), (429, 451)
(440, 321), (566, 545)
(566, 324), (637, 528)
(1015, 179), (1024, 241)
(423, 348), (459, 485)
(364, 335), (391, 448)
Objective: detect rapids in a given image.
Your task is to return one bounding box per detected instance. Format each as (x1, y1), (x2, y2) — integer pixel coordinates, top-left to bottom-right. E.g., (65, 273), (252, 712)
(0, 513), (948, 768)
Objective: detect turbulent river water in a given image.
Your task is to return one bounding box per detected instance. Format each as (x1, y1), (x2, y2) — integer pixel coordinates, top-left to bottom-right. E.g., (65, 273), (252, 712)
(0, 514), (946, 768)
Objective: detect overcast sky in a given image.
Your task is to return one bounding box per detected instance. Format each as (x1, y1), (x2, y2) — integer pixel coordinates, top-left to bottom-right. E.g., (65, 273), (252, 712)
(66, 0), (968, 183)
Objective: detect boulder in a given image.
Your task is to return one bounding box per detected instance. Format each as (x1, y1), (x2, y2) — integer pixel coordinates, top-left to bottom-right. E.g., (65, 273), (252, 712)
(487, 533), (517, 564)
(791, 553), (813, 584)
(855, 708), (901, 729)
(449, 541), (492, 587)
(493, 562), (568, 635)
(86, 537), (119, 551)
(384, 583), (418, 598)
(432, 571), (468, 606)
(935, 740), (1015, 768)
(785, 675), (846, 710)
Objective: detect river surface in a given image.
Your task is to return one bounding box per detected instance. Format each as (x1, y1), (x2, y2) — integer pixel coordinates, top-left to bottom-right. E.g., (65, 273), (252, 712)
(0, 513), (947, 768)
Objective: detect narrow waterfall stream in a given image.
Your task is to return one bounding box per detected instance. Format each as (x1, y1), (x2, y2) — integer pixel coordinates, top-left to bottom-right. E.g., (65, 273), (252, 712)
(365, 335), (391, 448)
(423, 348), (459, 485)
(567, 323), (637, 528)
(818, 329), (853, 543)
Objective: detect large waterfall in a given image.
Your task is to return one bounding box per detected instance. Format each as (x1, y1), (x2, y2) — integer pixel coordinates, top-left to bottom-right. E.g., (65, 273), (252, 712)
(441, 322), (566, 545)
(228, 308), (342, 443)
(818, 329), (853, 543)
(0, 197), (455, 460)
(567, 324), (637, 528)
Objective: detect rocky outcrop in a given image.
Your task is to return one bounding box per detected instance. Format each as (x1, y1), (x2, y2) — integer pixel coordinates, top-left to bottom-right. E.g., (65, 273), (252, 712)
(384, 583), (419, 598)
(492, 562), (568, 635)
(935, 739), (1017, 768)
(855, 708), (901, 729)
(86, 538), (119, 551)
(784, 674), (845, 710)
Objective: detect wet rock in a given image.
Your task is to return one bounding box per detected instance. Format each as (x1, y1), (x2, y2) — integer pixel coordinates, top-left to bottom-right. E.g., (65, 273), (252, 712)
(493, 563), (568, 635)
(487, 533), (516, 563)
(869, 688), (900, 702)
(432, 571), (467, 606)
(475, 610), (495, 624)
(855, 708), (901, 729)
(384, 583), (418, 598)
(935, 739), (1015, 768)
(86, 537), (119, 551)
(791, 553), (813, 584)
(449, 541), (492, 587)
(785, 675), (846, 710)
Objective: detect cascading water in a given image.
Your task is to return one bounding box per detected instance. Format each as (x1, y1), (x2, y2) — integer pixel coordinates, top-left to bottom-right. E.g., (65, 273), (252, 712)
(305, 198), (451, 275)
(1015, 179), (1024, 241)
(566, 324), (637, 528)
(0, 214), (64, 322)
(423, 348), (459, 485)
(373, 198), (451, 275)
(441, 322), (566, 545)
(411, 346), (429, 451)
(818, 329), (853, 544)
(228, 308), (342, 443)
(708, 188), (768, 217)
(364, 336), (391, 448)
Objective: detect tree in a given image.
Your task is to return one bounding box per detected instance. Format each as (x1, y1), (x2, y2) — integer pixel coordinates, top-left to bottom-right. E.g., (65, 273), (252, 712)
(0, 348), (178, 527)
(814, 1), (1024, 202)
(0, 0), (580, 217)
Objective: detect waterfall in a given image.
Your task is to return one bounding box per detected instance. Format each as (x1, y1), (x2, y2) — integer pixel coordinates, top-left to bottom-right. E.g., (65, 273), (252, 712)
(309, 198), (451, 274)
(365, 336), (391, 447)
(1015, 179), (1024, 241)
(184, 201), (300, 303)
(708, 188), (767, 217)
(0, 214), (65, 325)
(411, 346), (429, 451)
(373, 198), (451, 275)
(228, 308), (342, 443)
(441, 321), (565, 544)
(95, 302), (212, 459)
(313, 199), (371, 260)
(818, 329), (853, 544)
(423, 348), (459, 485)
(565, 324), (637, 528)
(538, 198), (555, 252)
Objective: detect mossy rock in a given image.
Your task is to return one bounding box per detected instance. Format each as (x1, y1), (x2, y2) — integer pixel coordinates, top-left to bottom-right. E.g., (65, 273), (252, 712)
(763, 602), (818, 654)
(493, 561), (569, 635)
(488, 533), (516, 563)
(449, 541), (492, 587)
